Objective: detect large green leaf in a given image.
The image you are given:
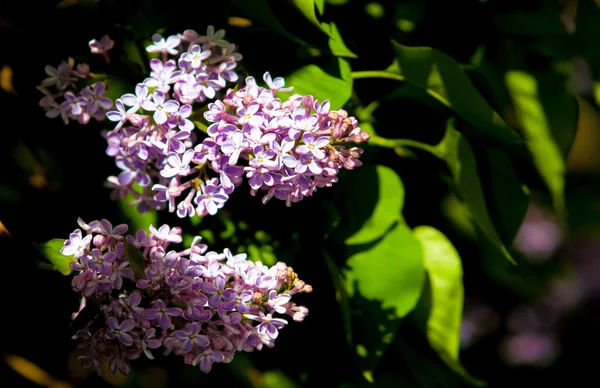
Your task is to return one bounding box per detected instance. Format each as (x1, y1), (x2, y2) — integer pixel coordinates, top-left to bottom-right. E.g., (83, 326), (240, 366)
(413, 226), (463, 361)
(291, 0), (332, 37)
(278, 57), (353, 108)
(505, 71), (568, 222)
(437, 124), (517, 264)
(353, 41), (522, 144)
(342, 223), (425, 377)
(35, 238), (74, 275)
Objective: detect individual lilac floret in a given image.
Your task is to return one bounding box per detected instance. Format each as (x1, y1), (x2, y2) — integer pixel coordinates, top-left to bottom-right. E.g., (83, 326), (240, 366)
(89, 34), (115, 63)
(63, 217), (311, 376)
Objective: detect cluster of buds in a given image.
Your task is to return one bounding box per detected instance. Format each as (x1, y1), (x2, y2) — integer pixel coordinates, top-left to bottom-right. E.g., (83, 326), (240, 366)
(62, 217), (311, 375)
(38, 57), (112, 125)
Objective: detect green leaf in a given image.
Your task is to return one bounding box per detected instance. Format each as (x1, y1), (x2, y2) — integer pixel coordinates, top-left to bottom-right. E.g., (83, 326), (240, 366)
(123, 241), (147, 280)
(120, 186), (157, 233)
(314, 0), (324, 14)
(34, 238), (74, 275)
(291, 0), (332, 37)
(360, 41), (522, 144)
(278, 57), (353, 108)
(322, 22), (358, 58)
(104, 76), (134, 103)
(483, 147), (530, 244)
(413, 226), (463, 361)
(505, 71), (567, 222)
(438, 124), (517, 264)
(343, 223), (425, 375)
(328, 165), (395, 243)
(345, 165), (404, 245)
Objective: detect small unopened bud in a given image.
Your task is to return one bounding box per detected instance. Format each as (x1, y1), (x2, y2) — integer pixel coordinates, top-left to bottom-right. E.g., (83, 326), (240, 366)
(294, 280), (305, 291)
(74, 63), (90, 78)
(253, 292), (264, 301)
(329, 111), (339, 121)
(243, 94), (254, 106)
(300, 284), (313, 293)
(93, 234), (106, 248)
(293, 311), (306, 322)
(329, 149), (339, 162)
(128, 113), (147, 127)
(183, 353), (195, 365)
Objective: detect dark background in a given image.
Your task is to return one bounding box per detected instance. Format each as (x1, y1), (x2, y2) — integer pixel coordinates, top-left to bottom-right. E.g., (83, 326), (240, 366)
(2, 0), (600, 387)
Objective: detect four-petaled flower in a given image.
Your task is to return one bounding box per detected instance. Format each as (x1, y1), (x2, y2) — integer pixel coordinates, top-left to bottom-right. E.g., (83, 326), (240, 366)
(173, 322), (210, 353)
(144, 299), (183, 329)
(106, 317), (135, 346)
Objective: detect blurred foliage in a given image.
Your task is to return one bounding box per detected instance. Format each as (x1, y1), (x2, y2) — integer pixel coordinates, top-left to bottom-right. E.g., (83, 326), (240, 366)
(3, 0), (600, 387)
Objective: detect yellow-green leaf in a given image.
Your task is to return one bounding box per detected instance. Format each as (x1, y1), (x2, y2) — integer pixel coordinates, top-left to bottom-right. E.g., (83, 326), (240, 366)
(413, 226), (463, 360)
(322, 21), (357, 58)
(505, 71), (567, 222)
(343, 223), (425, 374)
(278, 57), (352, 108)
(291, 0), (332, 37)
(34, 238), (74, 275)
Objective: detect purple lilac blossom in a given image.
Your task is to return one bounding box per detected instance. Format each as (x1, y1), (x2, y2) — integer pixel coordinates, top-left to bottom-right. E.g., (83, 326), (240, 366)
(103, 37), (369, 217)
(101, 26), (243, 215)
(89, 34), (115, 63)
(38, 56), (113, 125)
(63, 217), (311, 376)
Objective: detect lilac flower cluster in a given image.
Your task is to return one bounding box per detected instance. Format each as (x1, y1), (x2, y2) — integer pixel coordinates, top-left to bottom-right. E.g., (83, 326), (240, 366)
(105, 68), (370, 217)
(62, 217), (311, 376)
(38, 57), (113, 125)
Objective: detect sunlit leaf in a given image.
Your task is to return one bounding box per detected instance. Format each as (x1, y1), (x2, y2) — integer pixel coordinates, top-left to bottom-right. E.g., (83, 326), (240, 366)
(278, 57), (353, 108)
(413, 226), (463, 361)
(505, 71), (567, 221)
(343, 223), (425, 375)
(322, 22), (357, 58)
(291, 0), (332, 37)
(315, 0), (324, 14)
(34, 238), (74, 275)
(345, 165), (404, 245)
(124, 241), (147, 280)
